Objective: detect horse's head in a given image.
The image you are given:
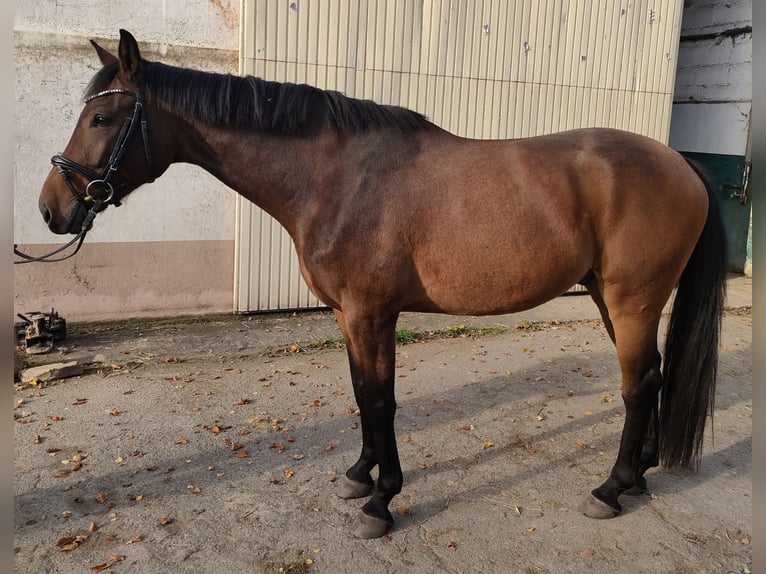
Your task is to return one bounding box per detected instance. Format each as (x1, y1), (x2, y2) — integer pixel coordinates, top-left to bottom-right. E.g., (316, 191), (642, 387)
(39, 30), (159, 234)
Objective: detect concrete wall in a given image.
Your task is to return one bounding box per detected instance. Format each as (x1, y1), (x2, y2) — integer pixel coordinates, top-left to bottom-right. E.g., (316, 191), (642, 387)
(13, 1), (241, 321)
(669, 0), (751, 155)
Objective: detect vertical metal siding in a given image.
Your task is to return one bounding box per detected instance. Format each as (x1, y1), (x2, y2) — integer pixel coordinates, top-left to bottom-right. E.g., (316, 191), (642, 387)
(236, 0), (683, 312)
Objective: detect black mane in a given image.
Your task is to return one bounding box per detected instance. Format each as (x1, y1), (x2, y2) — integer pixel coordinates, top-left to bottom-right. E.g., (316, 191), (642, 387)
(86, 60), (430, 135)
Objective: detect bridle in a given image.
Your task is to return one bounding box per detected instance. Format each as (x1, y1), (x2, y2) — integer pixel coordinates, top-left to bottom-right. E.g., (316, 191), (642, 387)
(14, 88), (152, 264)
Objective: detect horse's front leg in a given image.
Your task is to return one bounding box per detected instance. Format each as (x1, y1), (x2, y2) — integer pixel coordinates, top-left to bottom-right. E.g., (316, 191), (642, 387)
(333, 308), (401, 538)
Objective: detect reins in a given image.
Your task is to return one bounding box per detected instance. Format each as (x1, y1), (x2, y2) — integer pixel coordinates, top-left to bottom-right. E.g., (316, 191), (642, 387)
(14, 88), (151, 264)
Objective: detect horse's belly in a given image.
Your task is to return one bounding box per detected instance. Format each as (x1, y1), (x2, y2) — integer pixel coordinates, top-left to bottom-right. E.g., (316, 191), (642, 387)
(409, 261), (586, 316)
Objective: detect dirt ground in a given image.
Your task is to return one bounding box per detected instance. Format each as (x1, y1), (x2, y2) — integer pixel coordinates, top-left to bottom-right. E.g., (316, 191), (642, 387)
(13, 277), (751, 574)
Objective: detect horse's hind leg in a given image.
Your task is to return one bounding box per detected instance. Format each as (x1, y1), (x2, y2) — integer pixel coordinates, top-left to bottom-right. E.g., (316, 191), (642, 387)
(581, 287), (663, 518)
(585, 278), (660, 496)
(332, 308), (402, 538)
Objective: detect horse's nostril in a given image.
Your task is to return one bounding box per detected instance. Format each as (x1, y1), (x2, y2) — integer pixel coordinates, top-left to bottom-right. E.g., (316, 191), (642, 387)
(40, 204), (52, 224)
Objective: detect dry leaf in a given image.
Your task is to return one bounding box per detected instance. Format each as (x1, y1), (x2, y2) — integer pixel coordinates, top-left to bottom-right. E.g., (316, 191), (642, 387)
(89, 563), (109, 572)
(578, 549), (594, 558)
(234, 450), (249, 458)
(175, 438), (188, 445)
(73, 399), (87, 405)
(57, 534), (87, 551)
(324, 444), (334, 452)
(483, 441), (495, 449)
(283, 469), (294, 478)
(49, 416), (62, 422)
(159, 516), (173, 525)
(88, 522), (97, 533)
(459, 424), (475, 431)
(109, 408), (120, 416)
(95, 492), (108, 503)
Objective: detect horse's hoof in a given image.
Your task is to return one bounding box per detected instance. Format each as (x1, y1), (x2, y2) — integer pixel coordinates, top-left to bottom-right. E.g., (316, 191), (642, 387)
(336, 475), (373, 500)
(580, 493), (620, 519)
(351, 511), (392, 539)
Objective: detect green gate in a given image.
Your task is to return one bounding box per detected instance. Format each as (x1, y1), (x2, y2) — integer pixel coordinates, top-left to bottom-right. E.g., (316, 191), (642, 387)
(682, 151), (752, 272)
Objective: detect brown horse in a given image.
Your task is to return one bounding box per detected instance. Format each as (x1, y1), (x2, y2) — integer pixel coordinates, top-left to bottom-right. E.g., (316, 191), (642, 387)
(37, 30), (727, 539)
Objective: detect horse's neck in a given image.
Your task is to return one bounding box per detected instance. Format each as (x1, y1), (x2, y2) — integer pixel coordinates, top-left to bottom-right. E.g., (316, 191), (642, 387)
(176, 119), (332, 237)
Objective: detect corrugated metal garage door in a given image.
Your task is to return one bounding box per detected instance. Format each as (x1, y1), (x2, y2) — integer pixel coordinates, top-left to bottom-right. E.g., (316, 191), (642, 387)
(235, 0), (684, 312)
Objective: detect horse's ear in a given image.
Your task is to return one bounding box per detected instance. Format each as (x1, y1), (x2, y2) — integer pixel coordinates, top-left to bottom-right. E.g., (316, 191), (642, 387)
(117, 29), (142, 82)
(90, 39), (118, 67)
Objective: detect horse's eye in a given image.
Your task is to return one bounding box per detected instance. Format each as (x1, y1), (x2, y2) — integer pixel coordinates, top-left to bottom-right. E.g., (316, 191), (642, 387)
(92, 114), (112, 127)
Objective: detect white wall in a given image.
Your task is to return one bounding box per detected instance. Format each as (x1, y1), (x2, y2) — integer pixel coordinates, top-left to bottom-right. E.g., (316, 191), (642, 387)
(14, 1), (238, 51)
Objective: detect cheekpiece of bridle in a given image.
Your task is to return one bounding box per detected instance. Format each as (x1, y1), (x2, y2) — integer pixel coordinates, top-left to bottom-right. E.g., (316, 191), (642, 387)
(14, 88), (152, 264)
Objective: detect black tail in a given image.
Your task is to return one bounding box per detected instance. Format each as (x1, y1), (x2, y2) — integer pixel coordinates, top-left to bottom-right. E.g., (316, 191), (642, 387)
(659, 158), (728, 468)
